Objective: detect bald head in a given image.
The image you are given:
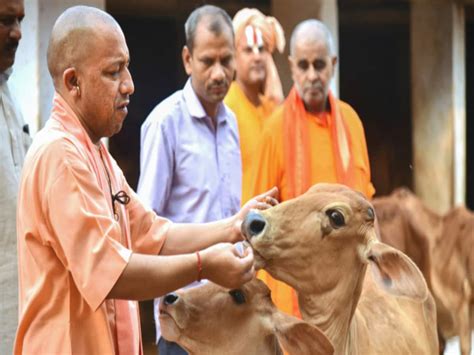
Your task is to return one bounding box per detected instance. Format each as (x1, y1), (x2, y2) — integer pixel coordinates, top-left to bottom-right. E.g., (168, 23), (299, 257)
(47, 6), (122, 87)
(290, 19), (335, 57)
(288, 19), (337, 113)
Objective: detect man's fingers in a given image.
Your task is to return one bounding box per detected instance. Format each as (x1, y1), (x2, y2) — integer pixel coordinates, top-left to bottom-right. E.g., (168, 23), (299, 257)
(242, 240), (252, 251)
(242, 244), (251, 257)
(265, 186), (279, 197)
(234, 242), (245, 257)
(262, 186), (279, 200)
(241, 266), (255, 283)
(253, 202), (272, 210)
(251, 192), (279, 211)
(255, 195), (278, 206)
(253, 186), (279, 202)
(239, 248), (254, 269)
(265, 196), (279, 206)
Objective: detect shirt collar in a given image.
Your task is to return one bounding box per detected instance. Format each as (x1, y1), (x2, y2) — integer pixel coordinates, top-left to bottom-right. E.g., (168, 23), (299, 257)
(0, 68), (13, 86)
(183, 78), (227, 125)
(50, 92), (105, 152)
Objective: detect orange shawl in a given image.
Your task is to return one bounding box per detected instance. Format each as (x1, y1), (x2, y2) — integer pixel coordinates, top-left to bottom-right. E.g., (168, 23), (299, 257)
(283, 86), (356, 199)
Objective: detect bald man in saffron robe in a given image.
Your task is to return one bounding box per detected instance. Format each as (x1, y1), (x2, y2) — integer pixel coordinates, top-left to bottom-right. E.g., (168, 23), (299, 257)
(224, 8), (285, 204)
(249, 19), (375, 318)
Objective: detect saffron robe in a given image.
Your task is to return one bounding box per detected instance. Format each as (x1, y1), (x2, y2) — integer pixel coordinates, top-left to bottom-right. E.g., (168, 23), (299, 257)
(15, 94), (170, 354)
(225, 82), (277, 204)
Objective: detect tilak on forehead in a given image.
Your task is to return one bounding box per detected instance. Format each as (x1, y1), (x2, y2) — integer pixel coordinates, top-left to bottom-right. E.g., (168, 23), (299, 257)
(244, 25), (264, 53)
(233, 8), (285, 54)
(232, 8), (285, 103)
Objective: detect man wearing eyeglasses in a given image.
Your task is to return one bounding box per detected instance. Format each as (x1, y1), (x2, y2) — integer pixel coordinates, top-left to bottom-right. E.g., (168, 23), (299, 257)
(248, 19), (375, 319)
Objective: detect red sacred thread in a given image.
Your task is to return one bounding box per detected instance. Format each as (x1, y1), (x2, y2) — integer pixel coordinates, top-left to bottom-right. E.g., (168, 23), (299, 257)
(196, 252), (203, 282)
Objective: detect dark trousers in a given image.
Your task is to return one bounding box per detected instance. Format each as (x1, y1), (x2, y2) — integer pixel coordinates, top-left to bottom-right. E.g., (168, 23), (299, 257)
(157, 337), (187, 355)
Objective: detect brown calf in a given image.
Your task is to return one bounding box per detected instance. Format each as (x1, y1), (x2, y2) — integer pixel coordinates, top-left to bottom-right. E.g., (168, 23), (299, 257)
(374, 188), (473, 355)
(243, 183), (438, 355)
(159, 278), (334, 354)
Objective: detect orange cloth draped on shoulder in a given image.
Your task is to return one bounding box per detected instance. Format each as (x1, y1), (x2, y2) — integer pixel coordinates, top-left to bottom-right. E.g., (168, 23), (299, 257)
(15, 93), (171, 354)
(225, 82), (276, 204)
(250, 86), (375, 318)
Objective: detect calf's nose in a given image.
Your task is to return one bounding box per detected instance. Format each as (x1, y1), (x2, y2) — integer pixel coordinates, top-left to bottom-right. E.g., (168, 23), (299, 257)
(242, 211), (267, 239)
(164, 293), (179, 305)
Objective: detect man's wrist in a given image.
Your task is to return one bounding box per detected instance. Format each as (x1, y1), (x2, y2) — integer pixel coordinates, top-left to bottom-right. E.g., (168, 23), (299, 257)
(227, 215), (241, 243)
(199, 248), (210, 280)
(195, 251), (203, 281)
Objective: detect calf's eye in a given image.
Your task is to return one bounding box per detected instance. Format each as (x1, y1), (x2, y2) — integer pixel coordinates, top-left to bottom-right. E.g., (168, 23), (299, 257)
(326, 209), (345, 228)
(229, 289), (246, 304)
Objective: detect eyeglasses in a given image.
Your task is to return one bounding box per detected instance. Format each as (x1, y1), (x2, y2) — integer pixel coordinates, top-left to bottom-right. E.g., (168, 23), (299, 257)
(296, 59), (328, 72)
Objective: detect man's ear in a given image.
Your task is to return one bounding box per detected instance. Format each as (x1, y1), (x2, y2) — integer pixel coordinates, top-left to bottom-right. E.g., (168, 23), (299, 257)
(182, 46), (192, 76)
(272, 311), (334, 355)
(63, 67), (80, 97)
(330, 56), (338, 77)
(367, 242), (428, 301)
(288, 55), (297, 82)
(288, 55), (295, 71)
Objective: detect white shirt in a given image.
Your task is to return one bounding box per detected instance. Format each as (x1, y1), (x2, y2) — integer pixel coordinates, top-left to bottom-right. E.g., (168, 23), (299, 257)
(0, 69), (30, 354)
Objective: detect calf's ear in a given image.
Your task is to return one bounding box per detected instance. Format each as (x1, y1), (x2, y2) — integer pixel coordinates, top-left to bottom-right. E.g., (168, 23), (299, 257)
(367, 242), (428, 300)
(272, 311), (334, 355)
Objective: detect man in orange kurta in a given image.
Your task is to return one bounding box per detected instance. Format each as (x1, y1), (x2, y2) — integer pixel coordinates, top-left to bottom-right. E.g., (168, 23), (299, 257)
(249, 20), (375, 317)
(14, 7), (278, 354)
(224, 8), (285, 204)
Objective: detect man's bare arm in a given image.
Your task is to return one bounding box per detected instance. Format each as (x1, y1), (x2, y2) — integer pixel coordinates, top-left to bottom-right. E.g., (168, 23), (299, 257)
(107, 243), (254, 301)
(159, 187), (279, 255)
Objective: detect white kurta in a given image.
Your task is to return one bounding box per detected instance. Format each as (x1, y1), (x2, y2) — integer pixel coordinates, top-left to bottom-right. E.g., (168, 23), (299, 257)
(0, 69), (30, 354)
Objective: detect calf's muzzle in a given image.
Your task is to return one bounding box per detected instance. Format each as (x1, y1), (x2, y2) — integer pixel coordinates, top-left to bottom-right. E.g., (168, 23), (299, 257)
(242, 211), (267, 239)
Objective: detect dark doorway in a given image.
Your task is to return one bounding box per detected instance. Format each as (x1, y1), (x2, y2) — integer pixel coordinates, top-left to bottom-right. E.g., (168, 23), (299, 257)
(339, 2), (412, 197)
